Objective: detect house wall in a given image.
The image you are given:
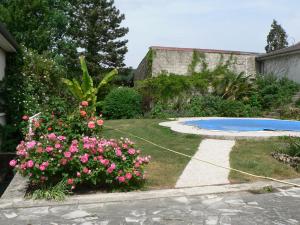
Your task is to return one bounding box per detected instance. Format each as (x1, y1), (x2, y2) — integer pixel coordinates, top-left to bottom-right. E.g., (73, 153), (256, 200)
(260, 54), (300, 83)
(135, 47), (258, 81)
(0, 48), (5, 81)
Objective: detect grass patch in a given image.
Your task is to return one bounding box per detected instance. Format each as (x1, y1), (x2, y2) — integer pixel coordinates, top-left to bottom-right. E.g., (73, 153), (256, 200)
(103, 119), (201, 189)
(229, 139), (300, 183)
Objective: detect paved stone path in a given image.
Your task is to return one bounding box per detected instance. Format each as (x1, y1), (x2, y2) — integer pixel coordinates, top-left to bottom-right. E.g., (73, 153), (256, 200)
(176, 139), (236, 188)
(0, 187), (300, 224)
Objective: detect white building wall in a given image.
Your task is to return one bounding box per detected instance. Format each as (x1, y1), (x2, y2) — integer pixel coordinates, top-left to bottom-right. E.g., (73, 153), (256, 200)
(262, 54), (300, 83)
(0, 48), (5, 81)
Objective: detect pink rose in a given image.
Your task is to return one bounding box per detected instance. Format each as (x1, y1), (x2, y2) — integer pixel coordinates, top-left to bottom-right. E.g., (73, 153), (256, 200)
(88, 121), (95, 129)
(134, 171), (141, 177)
(55, 143), (61, 149)
(47, 133), (56, 141)
(118, 176), (125, 183)
(20, 163), (27, 170)
(26, 160), (34, 168)
(97, 119), (104, 126)
(57, 136), (66, 141)
(115, 149), (122, 157)
(76, 172), (81, 177)
(80, 153), (89, 163)
(60, 158), (67, 165)
(64, 151), (71, 158)
(39, 165), (46, 171)
(107, 167), (114, 173)
(26, 141), (36, 149)
(125, 173), (132, 180)
(128, 148), (136, 155)
(83, 167), (89, 174)
(22, 115), (29, 121)
(67, 178), (74, 185)
(69, 145), (78, 153)
(81, 101), (89, 107)
(110, 163), (116, 170)
(9, 159), (17, 167)
(45, 146), (53, 153)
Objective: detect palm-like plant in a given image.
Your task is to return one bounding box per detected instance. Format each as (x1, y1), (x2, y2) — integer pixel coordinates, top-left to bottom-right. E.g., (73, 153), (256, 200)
(62, 56), (117, 112)
(212, 71), (254, 100)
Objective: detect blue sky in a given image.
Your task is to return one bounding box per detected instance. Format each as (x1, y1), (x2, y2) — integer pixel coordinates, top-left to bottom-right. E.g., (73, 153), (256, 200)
(115, 0), (300, 68)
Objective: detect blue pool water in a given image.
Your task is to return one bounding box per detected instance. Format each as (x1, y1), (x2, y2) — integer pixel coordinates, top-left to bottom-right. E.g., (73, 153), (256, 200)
(184, 118), (300, 132)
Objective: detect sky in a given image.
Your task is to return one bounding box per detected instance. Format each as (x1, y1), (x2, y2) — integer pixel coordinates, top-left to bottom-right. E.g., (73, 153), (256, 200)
(114, 0), (300, 68)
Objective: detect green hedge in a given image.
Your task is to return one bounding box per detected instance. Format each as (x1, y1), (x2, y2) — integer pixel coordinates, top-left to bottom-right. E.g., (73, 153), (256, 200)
(103, 87), (142, 119)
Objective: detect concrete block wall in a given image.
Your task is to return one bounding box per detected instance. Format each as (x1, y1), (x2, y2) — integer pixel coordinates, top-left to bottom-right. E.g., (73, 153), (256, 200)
(135, 46), (258, 81)
(260, 54), (300, 83)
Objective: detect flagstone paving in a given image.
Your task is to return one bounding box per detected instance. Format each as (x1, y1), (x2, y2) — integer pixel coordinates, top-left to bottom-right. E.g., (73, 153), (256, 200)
(0, 187), (299, 225)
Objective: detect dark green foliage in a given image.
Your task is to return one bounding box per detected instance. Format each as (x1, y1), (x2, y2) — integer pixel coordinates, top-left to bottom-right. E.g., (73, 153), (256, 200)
(103, 87), (142, 119)
(0, 0), (69, 53)
(265, 19), (288, 53)
(68, 0), (128, 76)
(251, 74), (299, 110)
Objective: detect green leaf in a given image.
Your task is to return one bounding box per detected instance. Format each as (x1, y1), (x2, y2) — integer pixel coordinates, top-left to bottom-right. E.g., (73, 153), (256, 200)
(80, 56), (93, 93)
(97, 69), (118, 90)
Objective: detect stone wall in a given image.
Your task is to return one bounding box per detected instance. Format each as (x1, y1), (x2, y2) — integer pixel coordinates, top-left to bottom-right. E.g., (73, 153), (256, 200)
(135, 46), (258, 81)
(259, 54), (300, 83)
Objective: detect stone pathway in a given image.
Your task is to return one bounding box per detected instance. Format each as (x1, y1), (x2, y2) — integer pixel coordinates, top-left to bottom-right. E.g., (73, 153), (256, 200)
(176, 139), (236, 188)
(1, 187), (300, 224)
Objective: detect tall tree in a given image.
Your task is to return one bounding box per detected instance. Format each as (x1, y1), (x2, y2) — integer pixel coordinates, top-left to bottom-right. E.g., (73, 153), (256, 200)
(0, 0), (69, 53)
(265, 19), (288, 53)
(68, 0), (129, 76)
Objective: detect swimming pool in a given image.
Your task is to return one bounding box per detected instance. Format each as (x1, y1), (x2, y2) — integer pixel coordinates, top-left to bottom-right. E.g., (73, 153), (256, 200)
(184, 118), (300, 132)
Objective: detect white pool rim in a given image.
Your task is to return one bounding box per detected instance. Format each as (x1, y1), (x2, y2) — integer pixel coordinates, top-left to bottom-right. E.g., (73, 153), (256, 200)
(159, 117), (300, 140)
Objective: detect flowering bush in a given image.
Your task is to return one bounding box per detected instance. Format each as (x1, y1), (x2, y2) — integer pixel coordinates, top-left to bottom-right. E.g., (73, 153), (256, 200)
(11, 101), (151, 193)
(10, 136), (150, 190)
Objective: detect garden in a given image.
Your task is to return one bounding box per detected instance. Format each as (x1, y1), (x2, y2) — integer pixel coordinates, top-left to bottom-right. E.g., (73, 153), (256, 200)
(0, 0), (300, 201)
(1, 50), (300, 200)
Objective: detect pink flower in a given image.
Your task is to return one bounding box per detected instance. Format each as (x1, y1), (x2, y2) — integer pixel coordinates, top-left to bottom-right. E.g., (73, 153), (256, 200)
(115, 149), (122, 157)
(97, 119), (104, 126)
(42, 161), (49, 167)
(118, 176), (125, 183)
(122, 144), (128, 149)
(47, 133), (56, 141)
(45, 146), (54, 153)
(20, 163), (27, 170)
(9, 159), (17, 167)
(57, 136), (66, 141)
(100, 159), (109, 166)
(134, 171), (141, 177)
(80, 110), (87, 117)
(69, 145), (78, 153)
(26, 141), (36, 149)
(67, 178), (74, 185)
(39, 165), (46, 171)
(107, 167), (114, 173)
(76, 172), (81, 177)
(125, 173), (132, 180)
(26, 160), (34, 168)
(83, 167), (89, 174)
(60, 158), (67, 165)
(80, 153), (89, 163)
(88, 121), (95, 129)
(64, 151), (71, 158)
(83, 143), (90, 149)
(81, 101), (89, 107)
(134, 162), (140, 168)
(22, 115), (29, 121)
(110, 163), (116, 170)
(128, 148), (136, 155)
(55, 143), (61, 149)
(97, 147), (104, 153)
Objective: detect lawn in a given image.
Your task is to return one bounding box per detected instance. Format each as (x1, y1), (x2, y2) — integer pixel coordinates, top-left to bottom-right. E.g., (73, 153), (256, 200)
(103, 119), (201, 189)
(229, 138), (300, 183)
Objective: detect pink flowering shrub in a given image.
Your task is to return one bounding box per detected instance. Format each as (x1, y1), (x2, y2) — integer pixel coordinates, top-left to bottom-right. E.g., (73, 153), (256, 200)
(12, 101), (151, 191)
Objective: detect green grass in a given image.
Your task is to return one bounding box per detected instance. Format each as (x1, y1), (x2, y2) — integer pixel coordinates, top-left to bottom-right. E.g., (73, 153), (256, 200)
(103, 119), (201, 189)
(229, 139), (300, 183)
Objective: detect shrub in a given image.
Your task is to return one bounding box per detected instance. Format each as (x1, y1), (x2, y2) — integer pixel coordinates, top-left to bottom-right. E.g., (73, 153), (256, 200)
(103, 87), (142, 119)
(10, 101), (150, 195)
(280, 137), (300, 157)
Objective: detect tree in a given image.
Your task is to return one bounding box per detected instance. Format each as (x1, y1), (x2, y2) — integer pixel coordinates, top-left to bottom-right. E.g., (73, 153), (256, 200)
(0, 0), (69, 53)
(265, 19), (288, 53)
(68, 0), (129, 77)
